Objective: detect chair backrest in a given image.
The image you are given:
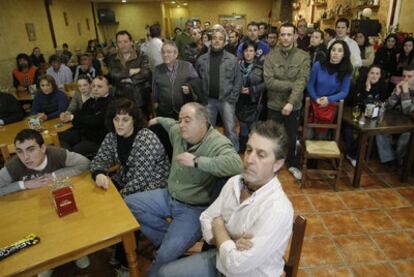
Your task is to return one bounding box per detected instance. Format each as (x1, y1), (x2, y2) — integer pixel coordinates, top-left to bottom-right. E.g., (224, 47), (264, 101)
(0, 132), (60, 162)
(284, 215), (307, 277)
(149, 123), (173, 162)
(302, 97), (344, 143)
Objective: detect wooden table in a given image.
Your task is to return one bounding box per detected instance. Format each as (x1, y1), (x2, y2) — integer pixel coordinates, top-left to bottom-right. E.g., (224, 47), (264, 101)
(0, 118), (72, 147)
(343, 107), (414, 187)
(12, 90), (33, 102)
(13, 89), (76, 102)
(0, 172), (140, 277)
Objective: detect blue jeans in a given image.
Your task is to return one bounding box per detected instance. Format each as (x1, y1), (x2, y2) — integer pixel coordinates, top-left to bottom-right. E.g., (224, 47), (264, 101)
(124, 188), (207, 277)
(376, 132), (410, 163)
(342, 124), (358, 159)
(207, 98), (239, 152)
(158, 249), (222, 277)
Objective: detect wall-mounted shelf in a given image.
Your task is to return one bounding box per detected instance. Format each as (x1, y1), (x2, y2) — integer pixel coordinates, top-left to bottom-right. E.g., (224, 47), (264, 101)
(354, 5), (380, 10)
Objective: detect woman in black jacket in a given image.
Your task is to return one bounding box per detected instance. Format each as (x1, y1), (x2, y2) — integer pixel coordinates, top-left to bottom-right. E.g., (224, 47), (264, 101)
(343, 64), (388, 166)
(58, 76), (113, 157)
(374, 34), (399, 78)
(236, 41), (265, 152)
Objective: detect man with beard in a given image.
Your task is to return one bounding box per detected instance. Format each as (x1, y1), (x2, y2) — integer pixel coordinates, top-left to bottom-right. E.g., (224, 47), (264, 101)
(13, 53), (38, 92)
(267, 27), (278, 51)
(196, 29), (242, 151)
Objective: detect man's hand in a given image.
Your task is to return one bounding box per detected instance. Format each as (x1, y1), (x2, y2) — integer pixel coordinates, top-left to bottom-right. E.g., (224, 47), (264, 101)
(212, 216), (225, 229)
(175, 152), (196, 167)
(235, 233), (253, 251)
(240, 87), (250, 94)
(365, 78), (371, 91)
(95, 173), (109, 190)
(396, 80), (408, 95)
(182, 85), (190, 95)
(401, 81), (410, 93)
(129, 68), (141, 76)
(59, 111), (72, 123)
(281, 103), (293, 116)
(37, 113), (47, 121)
(148, 117), (158, 126)
(24, 174), (53, 189)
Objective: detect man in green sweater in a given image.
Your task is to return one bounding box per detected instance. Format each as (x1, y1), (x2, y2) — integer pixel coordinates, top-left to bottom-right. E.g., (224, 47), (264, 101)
(125, 102), (243, 277)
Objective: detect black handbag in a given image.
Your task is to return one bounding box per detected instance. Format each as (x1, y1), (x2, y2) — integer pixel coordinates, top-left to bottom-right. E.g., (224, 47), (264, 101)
(236, 91), (263, 123)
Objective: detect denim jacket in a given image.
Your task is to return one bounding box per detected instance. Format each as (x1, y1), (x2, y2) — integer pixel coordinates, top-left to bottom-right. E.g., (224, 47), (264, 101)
(195, 50), (242, 104)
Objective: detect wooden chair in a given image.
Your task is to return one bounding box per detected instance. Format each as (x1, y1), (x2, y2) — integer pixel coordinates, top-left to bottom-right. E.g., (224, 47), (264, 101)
(301, 97), (344, 191)
(0, 132), (60, 161)
(284, 215), (307, 277)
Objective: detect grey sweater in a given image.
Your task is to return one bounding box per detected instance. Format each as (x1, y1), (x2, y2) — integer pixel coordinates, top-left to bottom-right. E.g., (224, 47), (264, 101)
(0, 146), (90, 196)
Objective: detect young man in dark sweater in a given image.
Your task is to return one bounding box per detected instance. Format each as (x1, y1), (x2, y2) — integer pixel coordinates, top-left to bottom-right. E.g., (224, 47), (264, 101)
(0, 129), (90, 196)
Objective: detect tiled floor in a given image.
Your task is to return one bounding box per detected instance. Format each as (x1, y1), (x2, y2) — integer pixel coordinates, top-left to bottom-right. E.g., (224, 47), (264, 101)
(51, 159), (413, 276)
(286, 160), (414, 277)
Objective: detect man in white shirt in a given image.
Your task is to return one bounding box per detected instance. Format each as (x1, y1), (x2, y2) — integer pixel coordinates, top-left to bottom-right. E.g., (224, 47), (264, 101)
(147, 24), (164, 71)
(158, 120), (294, 277)
(46, 55), (73, 90)
(328, 18), (362, 68)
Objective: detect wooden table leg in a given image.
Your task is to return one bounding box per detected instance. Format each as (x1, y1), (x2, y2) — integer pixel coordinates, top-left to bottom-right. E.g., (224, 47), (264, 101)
(401, 131), (414, 182)
(354, 133), (369, 188)
(123, 231), (140, 277)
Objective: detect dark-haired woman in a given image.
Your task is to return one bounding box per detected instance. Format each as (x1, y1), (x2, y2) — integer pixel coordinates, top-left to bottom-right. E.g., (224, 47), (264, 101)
(59, 76), (112, 157)
(374, 34), (399, 78)
(30, 47), (46, 68)
(343, 64), (388, 166)
(307, 40), (353, 107)
(236, 41), (265, 152)
(305, 40), (352, 171)
(12, 53), (38, 92)
(355, 32), (375, 68)
(396, 37), (414, 76)
(31, 75), (68, 121)
(60, 75), (91, 123)
(91, 97), (170, 196)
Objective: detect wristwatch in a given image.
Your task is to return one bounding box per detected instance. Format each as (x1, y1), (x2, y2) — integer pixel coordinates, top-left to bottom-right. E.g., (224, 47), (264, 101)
(193, 156), (199, 168)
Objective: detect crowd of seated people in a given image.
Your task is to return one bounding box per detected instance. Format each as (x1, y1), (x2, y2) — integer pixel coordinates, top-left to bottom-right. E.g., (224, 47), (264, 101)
(1, 15), (413, 277)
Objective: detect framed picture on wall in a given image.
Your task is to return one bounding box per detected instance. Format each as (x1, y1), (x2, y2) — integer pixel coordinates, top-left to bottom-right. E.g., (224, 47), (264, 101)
(77, 22), (82, 36)
(218, 15), (246, 33)
(86, 18), (90, 30)
(25, 23), (36, 41)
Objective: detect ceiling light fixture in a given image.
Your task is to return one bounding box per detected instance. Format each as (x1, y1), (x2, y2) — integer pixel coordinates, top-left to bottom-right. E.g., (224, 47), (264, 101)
(121, 0), (126, 3)
(171, 1), (176, 4)
(183, 2), (188, 5)
(177, 5), (181, 7)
